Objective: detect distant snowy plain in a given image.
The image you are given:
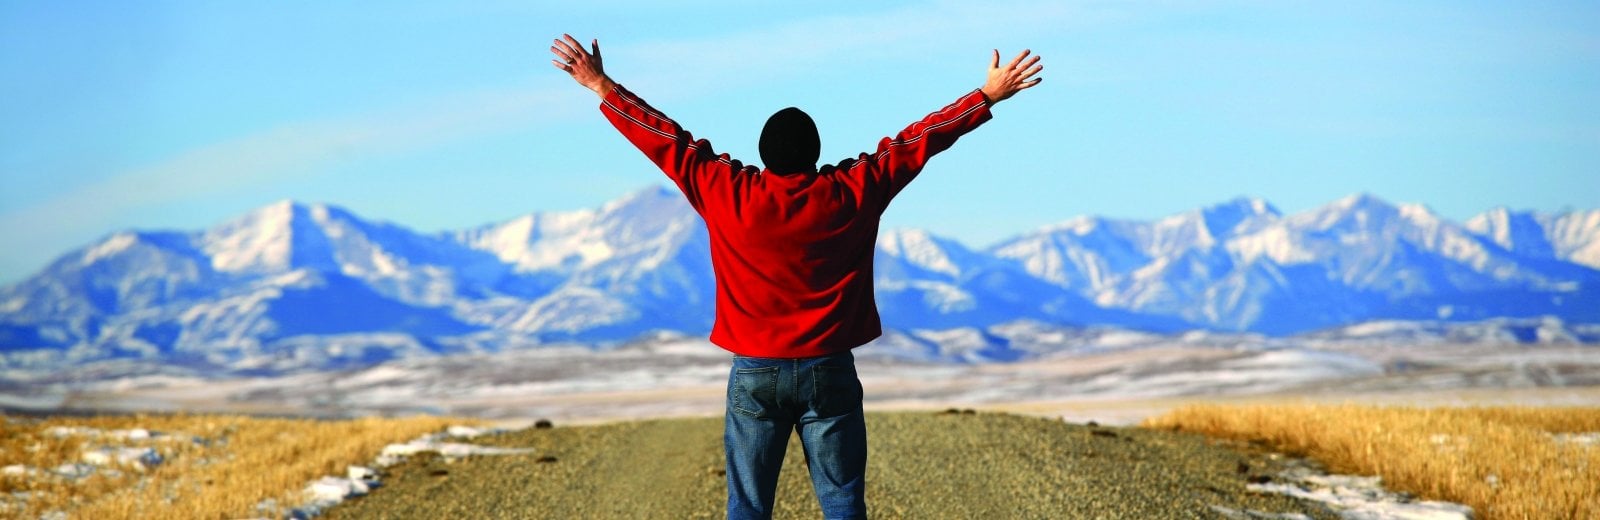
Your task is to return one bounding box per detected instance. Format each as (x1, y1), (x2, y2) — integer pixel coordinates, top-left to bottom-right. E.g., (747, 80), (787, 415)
(8, 317), (1594, 428)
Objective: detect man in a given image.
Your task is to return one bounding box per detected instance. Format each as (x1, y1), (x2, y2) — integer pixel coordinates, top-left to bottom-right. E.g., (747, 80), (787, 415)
(550, 34), (1041, 519)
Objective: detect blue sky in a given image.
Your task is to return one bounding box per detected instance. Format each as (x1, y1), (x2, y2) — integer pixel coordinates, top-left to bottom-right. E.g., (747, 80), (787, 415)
(2, 0), (1597, 284)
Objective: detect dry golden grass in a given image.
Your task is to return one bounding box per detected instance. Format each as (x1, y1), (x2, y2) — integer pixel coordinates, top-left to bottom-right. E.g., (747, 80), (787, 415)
(1, 412), (475, 519)
(1143, 403), (1600, 520)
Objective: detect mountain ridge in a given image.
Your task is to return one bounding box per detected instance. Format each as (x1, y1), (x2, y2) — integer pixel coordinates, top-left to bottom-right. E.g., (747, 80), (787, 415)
(2, 186), (1597, 373)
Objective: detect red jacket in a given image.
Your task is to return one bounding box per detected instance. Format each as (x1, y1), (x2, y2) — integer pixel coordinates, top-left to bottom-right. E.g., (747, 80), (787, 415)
(600, 85), (993, 358)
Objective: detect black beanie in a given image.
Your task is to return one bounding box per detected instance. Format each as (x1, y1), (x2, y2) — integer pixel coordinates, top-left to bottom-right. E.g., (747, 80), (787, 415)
(759, 107), (820, 174)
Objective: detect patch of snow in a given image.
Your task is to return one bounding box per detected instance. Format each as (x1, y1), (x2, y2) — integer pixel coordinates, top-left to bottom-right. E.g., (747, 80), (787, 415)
(376, 440), (534, 466)
(879, 229), (963, 278)
(911, 328), (988, 352)
(44, 426), (102, 438)
(338, 365), (415, 387)
(272, 424), (529, 518)
(1223, 349), (1382, 377)
(1228, 225), (1314, 265)
(347, 465), (377, 480)
(81, 233), (140, 265)
(1338, 321), (1420, 338)
(293, 472), (380, 519)
(1250, 459), (1473, 520)
(640, 339), (723, 357)
(52, 463), (97, 480)
(445, 425), (494, 438)
(43, 426), (187, 443)
(206, 200), (298, 273)
(1092, 330), (1160, 348)
(1208, 505), (1311, 519)
(307, 475), (371, 501)
(2, 465), (40, 478)
(82, 447), (162, 471)
(509, 286), (635, 332)
(1550, 432), (1600, 447)
(912, 281), (977, 313)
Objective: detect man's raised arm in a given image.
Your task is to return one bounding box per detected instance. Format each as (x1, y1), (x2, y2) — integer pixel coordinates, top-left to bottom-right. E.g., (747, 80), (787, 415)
(550, 34), (742, 211)
(853, 49), (1043, 206)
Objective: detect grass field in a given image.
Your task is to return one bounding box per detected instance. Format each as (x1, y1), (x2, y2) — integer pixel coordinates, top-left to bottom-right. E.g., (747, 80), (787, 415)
(5, 403), (1596, 519)
(1144, 404), (1600, 520)
(0, 412), (472, 519)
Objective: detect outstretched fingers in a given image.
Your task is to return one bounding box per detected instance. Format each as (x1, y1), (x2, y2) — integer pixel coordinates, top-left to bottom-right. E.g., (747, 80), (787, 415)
(551, 35), (593, 71)
(550, 33), (613, 98)
(549, 41), (576, 72)
(1020, 63), (1043, 81)
(562, 34), (588, 59)
(1006, 49), (1043, 84)
(1018, 55), (1041, 73)
(981, 48), (1044, 104)
(550, 44), (574, 62)
(1006, 49), (1031, 70)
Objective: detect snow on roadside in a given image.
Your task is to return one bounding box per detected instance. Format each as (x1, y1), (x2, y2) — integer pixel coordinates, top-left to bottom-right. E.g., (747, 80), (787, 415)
(43, 426), (192, 443)
(4, 426), (183, 481)
(267, 424), (535, 519)
(1244, 458), (1473, 520)
(3, 421), (534, 519)
(81, 447), (162, 471)
(1549, 431), (1600, 446)
(0, 425), (198, 517)
(1208, 505), (1311, 520)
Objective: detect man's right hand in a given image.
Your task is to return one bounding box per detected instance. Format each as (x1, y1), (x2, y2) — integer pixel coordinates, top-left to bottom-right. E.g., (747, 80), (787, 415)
(551, 34), (616, 98)
(980, 49), (1043, 105)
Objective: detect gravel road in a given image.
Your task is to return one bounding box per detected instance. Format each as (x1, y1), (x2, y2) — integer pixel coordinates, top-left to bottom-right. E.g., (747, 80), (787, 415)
(326, 411), (1336, 519)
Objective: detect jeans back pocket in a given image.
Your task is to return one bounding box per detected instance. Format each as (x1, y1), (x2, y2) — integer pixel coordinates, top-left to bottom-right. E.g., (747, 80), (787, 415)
(810, 364), (862, 418)
(731, 366), (780, 419)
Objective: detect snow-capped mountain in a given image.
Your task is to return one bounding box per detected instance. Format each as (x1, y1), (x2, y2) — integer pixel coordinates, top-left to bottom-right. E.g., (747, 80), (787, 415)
(0, 201), (495, 371)
(989, 193), (1599, 334)
(450, 186), (715, 337)
(2, 186), (1596, 374)
(1465, 207), (1600, 269)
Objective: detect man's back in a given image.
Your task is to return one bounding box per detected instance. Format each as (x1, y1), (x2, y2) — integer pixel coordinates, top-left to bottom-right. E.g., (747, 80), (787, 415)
(599, 85), (993, 358)
(704, 170), (884, 354)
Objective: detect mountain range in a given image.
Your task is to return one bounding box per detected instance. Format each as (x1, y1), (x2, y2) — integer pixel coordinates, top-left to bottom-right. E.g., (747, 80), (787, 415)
(2, 186), (1597, 374)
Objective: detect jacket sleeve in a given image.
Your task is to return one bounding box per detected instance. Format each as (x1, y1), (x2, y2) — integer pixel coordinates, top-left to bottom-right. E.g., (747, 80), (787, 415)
(599, 84), (746, 213)
(845, 89), (993, 211)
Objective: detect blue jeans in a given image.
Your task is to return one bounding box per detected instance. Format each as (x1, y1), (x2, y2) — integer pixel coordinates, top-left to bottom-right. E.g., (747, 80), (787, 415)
(725, 350), (867, 520)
